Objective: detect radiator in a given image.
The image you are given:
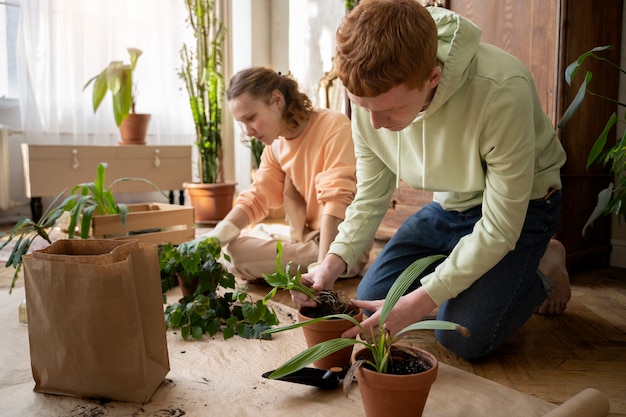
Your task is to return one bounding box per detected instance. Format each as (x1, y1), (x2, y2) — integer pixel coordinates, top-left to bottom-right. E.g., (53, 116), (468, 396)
(0, 126), (10, 210)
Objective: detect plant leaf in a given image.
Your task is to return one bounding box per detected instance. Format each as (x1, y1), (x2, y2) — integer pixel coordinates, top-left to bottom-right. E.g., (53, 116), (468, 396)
(267, 338), (364, 380)
(380, 254), (445, 325)
(582, 183), (614, 236)
(558, 71), (591, 129)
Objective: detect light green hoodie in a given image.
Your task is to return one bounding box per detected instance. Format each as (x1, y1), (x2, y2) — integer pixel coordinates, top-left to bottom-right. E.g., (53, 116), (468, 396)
(329, 7), (567, 306)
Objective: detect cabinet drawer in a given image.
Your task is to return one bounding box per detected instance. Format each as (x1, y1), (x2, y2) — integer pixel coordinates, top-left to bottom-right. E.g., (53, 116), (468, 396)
(22, 145), (118, 196)
(22, 144), (192, 197)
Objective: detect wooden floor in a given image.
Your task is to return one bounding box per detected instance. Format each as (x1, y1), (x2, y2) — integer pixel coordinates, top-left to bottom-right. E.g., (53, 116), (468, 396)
(246, 240), (626, 416)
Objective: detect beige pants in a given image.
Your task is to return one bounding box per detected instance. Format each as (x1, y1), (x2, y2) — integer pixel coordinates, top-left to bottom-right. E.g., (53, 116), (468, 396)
(222, 223), (370, 281)
(223, 176), (370, 281)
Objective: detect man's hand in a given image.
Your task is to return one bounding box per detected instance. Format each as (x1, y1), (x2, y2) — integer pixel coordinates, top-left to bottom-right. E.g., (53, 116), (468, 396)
(342, 287), (437, 341)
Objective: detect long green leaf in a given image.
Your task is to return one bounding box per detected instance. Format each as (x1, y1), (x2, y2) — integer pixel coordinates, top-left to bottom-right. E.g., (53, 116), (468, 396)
(267, 338), (364, 380)
(380, 254), (445, 324)
(260, 313), (362, 336)
(586, 113), (617, 169)
(558, 71), (591, 129)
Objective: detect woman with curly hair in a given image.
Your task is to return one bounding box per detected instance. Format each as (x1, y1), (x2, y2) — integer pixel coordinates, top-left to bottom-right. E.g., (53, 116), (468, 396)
(180, 67), (369, 282)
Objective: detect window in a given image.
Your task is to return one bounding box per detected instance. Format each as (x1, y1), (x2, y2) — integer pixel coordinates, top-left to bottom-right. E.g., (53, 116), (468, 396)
(0, 0), (20, 99)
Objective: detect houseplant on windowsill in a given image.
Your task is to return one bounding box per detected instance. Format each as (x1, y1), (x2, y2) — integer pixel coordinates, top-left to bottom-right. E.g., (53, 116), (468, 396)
(179, 0), (236, 224)
(558, 45), (626, 235)
(83, 47), (150, 145)
(261, 254), (470, 417)
(159, 239), (279, 340)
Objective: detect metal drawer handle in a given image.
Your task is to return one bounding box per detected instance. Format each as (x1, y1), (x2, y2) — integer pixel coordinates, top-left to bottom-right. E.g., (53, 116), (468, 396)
(153, 148), (161, 168)
(72, 149), (80, 170)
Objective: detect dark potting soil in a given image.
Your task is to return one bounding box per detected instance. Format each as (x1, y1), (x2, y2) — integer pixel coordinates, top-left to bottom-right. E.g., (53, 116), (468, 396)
(360, 346), (434, 375)
(299, 289), (359, 318)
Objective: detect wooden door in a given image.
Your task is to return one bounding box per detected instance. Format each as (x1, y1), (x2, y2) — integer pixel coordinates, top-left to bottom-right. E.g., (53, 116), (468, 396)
(446, 0), (622, 270)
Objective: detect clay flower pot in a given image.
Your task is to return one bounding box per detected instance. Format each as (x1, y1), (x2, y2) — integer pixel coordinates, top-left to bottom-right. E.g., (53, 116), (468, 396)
(354, 345), (438, 417)
(297, 307), (363, 369)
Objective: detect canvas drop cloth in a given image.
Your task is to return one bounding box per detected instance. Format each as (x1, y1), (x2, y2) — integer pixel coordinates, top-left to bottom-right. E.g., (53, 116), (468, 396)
(0, 280), (610, 417)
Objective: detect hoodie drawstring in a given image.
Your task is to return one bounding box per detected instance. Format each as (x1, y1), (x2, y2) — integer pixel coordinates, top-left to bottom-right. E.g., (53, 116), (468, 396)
(396, 132), (401, 192)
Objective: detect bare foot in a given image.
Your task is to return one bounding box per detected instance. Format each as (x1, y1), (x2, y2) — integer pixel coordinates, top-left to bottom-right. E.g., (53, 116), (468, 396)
(535, 239), (571, 315)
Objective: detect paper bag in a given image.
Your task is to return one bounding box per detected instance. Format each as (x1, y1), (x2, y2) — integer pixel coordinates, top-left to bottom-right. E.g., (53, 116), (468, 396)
(22, 239), (170, 403)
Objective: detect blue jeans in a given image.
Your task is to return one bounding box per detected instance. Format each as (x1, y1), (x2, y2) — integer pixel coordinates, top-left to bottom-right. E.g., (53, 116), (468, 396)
(357, 190), (561, 359)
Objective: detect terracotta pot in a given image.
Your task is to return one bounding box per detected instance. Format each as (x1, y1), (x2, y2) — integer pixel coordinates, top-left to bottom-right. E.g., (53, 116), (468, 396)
(354, 346), (438, 417)
(297, 308), (363, 369)
(177, 274), (198, 300)
(119, 113), (151, 145)
(183, 181), (237, 225)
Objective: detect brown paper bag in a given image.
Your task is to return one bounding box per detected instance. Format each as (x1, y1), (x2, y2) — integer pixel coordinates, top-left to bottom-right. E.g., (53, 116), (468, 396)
(22, 239), (170, 403)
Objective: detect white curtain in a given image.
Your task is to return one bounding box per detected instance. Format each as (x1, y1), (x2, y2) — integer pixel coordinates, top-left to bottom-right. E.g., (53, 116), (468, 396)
(16, 0), (196, 146)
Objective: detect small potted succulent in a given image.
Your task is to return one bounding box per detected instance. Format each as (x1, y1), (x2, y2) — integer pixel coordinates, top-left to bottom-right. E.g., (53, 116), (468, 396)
(261, 254), (470, 417)
(83, 47), (150, 145)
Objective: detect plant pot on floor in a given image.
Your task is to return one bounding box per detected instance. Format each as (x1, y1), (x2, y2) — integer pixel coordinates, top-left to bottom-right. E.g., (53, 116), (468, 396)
(119, 113), (151, 145)
(354, 345), (438, 417)
(183, 181), (237, 225)
(177, 274), (198, 300)
(298, 307), (363, 369)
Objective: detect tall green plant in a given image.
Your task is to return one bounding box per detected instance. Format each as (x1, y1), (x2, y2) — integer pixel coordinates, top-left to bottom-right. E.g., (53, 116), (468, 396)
(179, 0), (226, 184)
(558, 45), (626, 233)
(0, 162), (166, 293)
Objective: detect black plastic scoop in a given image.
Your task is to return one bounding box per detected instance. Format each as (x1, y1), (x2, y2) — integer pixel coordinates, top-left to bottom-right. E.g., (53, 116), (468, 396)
(262, 365), (350, 390)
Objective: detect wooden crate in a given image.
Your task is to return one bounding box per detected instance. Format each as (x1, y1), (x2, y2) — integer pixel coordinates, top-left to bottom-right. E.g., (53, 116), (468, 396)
(92, 203), (195, 245)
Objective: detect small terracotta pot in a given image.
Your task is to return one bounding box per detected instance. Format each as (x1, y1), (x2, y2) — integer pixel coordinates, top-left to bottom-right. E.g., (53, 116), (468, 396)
(119, 113), (150, 145)
(177, 274), (198, 300)
(183, 181), (237, 225)
(297, 308), (363, 369)
(354, 346), (438, 417)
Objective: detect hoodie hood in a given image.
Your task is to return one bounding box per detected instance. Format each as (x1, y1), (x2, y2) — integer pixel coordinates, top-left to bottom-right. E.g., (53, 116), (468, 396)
(424, 7), (482, 115)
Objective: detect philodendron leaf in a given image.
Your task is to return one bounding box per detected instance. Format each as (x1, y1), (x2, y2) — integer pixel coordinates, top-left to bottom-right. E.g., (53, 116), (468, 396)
(582, 183), (614, 236)
(586, 112), (617, 169)
(557, 71), (591, 129)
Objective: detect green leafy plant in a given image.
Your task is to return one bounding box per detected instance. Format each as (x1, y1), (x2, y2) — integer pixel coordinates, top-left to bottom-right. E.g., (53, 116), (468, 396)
(1, 162), (166, 293)
(160, 239), (279, 340)
(0, 191), (67, 293)
(63, 162), (167, 239)
(263, 240), (356, 317)
(558, 45), (626, 233)
(83, 47), (143, 127)
(261, 254), (469, 383)
(179, 0), (226, 184)
(242, 136), (265, 170)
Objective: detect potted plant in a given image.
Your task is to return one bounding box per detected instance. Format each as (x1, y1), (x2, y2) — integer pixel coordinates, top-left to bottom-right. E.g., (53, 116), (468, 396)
(261, 254), (470, 417)
(1, 162), (166, 293)
(179, 0), (236, 224)
(242, 136), (265, 171)
(262, 241), (363, 369)
(558, 45), (626, 234)
(83, 47), (150, 145)
(159, 239), (279, 340)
